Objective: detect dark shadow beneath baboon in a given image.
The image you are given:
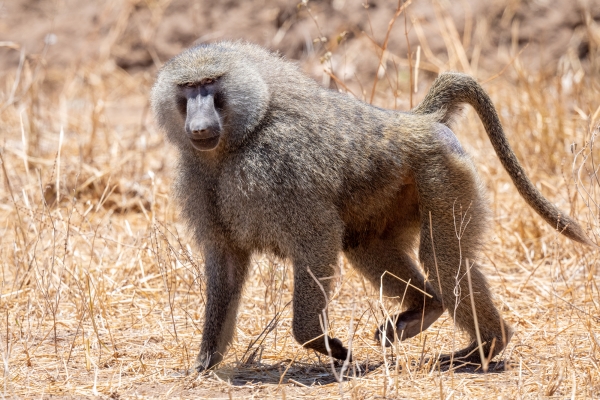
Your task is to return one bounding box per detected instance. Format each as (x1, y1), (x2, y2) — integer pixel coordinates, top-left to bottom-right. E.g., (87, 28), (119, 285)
(211, 358), (506, 387)
(436, 360), (508, 374)
(216, 361), (383, 386)
(231, 361), (383, 386)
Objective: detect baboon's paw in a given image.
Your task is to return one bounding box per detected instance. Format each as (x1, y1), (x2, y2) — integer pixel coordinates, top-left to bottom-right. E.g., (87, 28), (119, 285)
(437, 338), (505, 368)
(375, 306), (444, 346)
(325, 337), (352, 361)
(304, 336), (352, 361)
(194, 351), (223, 374)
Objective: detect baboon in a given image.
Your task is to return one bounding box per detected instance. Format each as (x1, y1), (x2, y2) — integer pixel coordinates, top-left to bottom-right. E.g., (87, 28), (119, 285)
(150, 41), (593, 372)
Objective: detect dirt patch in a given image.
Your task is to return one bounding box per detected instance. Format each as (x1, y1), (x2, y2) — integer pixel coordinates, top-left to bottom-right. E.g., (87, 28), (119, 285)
(1, 0), (599, 79)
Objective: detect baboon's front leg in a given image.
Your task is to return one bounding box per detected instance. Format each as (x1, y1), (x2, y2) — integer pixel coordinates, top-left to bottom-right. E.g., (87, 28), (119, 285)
(195, 243), (250, 372)
(291, 251), (350, 361)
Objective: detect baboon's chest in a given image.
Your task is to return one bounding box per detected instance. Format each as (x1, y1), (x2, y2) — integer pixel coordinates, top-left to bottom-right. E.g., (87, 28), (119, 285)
(214, 167), (316, 254)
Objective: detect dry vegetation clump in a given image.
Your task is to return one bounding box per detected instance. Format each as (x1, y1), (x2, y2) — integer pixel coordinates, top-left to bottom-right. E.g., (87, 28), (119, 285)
(1, 1), (600, 398)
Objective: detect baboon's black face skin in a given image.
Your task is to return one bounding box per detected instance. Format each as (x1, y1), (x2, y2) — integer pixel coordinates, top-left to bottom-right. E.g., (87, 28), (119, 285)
(178, 79), (223, 151)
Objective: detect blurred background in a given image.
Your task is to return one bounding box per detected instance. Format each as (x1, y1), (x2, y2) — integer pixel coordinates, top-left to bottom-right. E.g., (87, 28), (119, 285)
(2, 0), (599, 75)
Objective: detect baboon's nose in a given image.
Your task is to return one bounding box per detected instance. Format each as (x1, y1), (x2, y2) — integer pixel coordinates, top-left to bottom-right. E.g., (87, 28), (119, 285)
(187, 119), (220, 140)
(191, 127), (211, 139)
(185, 93), (221, 141)
(186, 116), (221, 151)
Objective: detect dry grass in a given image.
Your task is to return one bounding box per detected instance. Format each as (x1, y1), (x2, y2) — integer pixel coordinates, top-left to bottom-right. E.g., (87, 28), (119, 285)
(1, 1), (600, 398)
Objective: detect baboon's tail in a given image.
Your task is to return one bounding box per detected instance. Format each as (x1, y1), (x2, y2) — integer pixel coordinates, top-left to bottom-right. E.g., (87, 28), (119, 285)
(412, 72), (594, 247)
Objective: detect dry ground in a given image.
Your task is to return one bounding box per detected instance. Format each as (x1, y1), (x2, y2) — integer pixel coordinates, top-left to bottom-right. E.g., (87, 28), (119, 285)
(1, 0), (600, 398)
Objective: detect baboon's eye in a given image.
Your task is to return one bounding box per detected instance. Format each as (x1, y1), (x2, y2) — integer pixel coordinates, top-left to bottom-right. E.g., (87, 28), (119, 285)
(178, 78), (217, 88)
(177, 82), (197, 88)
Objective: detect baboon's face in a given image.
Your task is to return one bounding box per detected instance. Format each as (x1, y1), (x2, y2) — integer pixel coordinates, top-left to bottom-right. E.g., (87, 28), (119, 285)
(152, 43), (271, 153)
(176, 78), (224, 151)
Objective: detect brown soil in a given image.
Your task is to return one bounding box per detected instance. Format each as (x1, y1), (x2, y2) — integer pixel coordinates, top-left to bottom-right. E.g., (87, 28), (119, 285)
(1, 0), (599, 78)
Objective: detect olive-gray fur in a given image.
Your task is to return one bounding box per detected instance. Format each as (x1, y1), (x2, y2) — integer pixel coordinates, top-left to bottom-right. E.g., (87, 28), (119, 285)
(150, 41), (591, 372)
(412, 72), (593, 246)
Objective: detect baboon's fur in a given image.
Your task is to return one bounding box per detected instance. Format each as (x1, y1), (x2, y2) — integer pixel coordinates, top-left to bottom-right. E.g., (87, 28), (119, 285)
(151, 41), (592, 372)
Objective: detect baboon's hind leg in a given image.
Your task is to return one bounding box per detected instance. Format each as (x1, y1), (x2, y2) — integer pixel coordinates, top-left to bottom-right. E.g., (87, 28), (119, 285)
(415, 151), (513, 365)
(345, 235), (444, 346)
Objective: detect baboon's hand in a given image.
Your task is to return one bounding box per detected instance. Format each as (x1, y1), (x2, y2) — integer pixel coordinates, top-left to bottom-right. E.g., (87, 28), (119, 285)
(194, 356), (210, 374)
(194, 350), (222, 373)
(327, 337), (352, 361)
(195, 363), (209, 374)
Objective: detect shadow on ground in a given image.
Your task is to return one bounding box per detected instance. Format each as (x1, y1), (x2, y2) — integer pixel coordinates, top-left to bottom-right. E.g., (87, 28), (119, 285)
(182, 358), (508, 387)
(437, 360), (508, 374)
(207, 360), (384, 386)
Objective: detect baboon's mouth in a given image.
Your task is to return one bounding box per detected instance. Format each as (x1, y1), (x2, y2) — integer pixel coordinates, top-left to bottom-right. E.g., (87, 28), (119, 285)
(189, 135), (220, 151)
